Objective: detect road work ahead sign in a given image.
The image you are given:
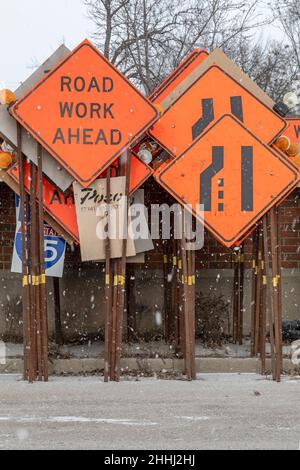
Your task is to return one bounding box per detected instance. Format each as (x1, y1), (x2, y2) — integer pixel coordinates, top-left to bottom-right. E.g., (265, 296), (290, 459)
(11, 40), (158, 187)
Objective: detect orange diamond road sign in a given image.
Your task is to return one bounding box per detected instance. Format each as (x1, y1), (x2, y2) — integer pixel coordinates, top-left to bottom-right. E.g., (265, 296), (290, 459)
(11, 40), (158, 187)
(155, 115), (299, 247)
(149, 65), (286, 157)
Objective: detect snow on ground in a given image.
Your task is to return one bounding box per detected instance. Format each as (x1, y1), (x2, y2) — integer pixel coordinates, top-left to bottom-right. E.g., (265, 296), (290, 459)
(3, 339), (292, 359)
(0, 373), (299, 450)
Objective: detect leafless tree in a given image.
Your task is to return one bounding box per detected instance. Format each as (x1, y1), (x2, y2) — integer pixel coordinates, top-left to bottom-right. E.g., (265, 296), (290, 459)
(272, 0), (300, 69)
(84, 0), (267, 94)
(227, 35), (298, 100)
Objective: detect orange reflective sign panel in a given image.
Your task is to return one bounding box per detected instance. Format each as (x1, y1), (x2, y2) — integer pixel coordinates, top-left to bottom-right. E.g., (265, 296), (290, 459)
(8, 161), (80, 243)
(156, 115), (299, 247)
(11, 40), (158, 187)
(149, 66), (286, 157)
(285, 118), (300, 142)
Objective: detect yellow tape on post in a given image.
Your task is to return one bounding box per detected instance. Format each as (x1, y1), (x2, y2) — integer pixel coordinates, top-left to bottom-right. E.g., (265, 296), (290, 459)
(154, 103), (164, 115)
(31, 276), (39, 286)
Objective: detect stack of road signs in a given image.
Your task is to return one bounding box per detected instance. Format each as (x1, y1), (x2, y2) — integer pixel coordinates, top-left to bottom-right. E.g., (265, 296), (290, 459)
(1, 39), (161, 383)
(1, 36), (299, 383)
(149, 55), (300, 248)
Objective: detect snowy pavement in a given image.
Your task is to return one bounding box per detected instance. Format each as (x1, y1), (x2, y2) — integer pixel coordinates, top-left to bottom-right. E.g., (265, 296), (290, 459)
(0, 374), (299, 450)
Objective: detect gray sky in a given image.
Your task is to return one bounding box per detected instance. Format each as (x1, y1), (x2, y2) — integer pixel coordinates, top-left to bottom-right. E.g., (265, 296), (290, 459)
(0, 0), (285, 92)
(1, 0), (93, 90)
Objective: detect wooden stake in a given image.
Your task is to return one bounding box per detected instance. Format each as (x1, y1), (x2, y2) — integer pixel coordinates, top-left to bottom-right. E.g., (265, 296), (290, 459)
(115, 149), (132, 381)
(238, 244), (244, 345)
(254, 233), (263, 355)
(17, 123), (33, 383)
(262, 214), (276, 379)
(104, 167), (112, 382)
(251, 227), (259, 356)
(30, 162), (42, 380)
(37, 143), (48, 381)
(260, 229), (267, 375)
(232, 252), (239, 344)
(270, 207), (282, 382)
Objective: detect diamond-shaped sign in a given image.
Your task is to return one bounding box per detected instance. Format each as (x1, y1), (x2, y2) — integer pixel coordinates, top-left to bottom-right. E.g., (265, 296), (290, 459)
(11, 40), (158, 187)
(155, 115), (299, 247)
(149, 65), (286, 157)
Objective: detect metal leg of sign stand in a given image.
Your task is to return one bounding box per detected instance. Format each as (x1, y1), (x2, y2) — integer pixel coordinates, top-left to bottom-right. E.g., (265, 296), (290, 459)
(175, 240), (181, 347)
(110, 258), (118, 381)
(162, 248), (171, 343)
(260, 228), (267, 376)
(181, 234), (192, 380)
(104, 167), (112, 382)
(254, 231), (263, 356)
(179, 211), (196, 381)
(251, 227), (259, 356)
(270, 207), (282, 382)
(30, 162), (40, 380)
(17, 123), (33, 383)
(37, 143), (48, 381)
(232, 253), (239, 344)
(232, 246), (244, 345)
(263, 214), (276, 379)
(238, 244), (244, 345)
(187, 246), (196, 380)
(170, 242), (177, 345)
(178, 247), (185, 359)
(114, 149), (132, 382)
(276, 206), (283, 373)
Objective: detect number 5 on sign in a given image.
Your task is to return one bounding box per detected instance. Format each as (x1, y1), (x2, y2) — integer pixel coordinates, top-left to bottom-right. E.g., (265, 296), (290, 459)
(11, 197), (66, 278)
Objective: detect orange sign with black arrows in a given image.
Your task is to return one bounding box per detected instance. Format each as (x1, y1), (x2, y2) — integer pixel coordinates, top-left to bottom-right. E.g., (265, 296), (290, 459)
(11, 40), (158, 187)
(156, 115), (299, 247)
(149, 65), (286, 157)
